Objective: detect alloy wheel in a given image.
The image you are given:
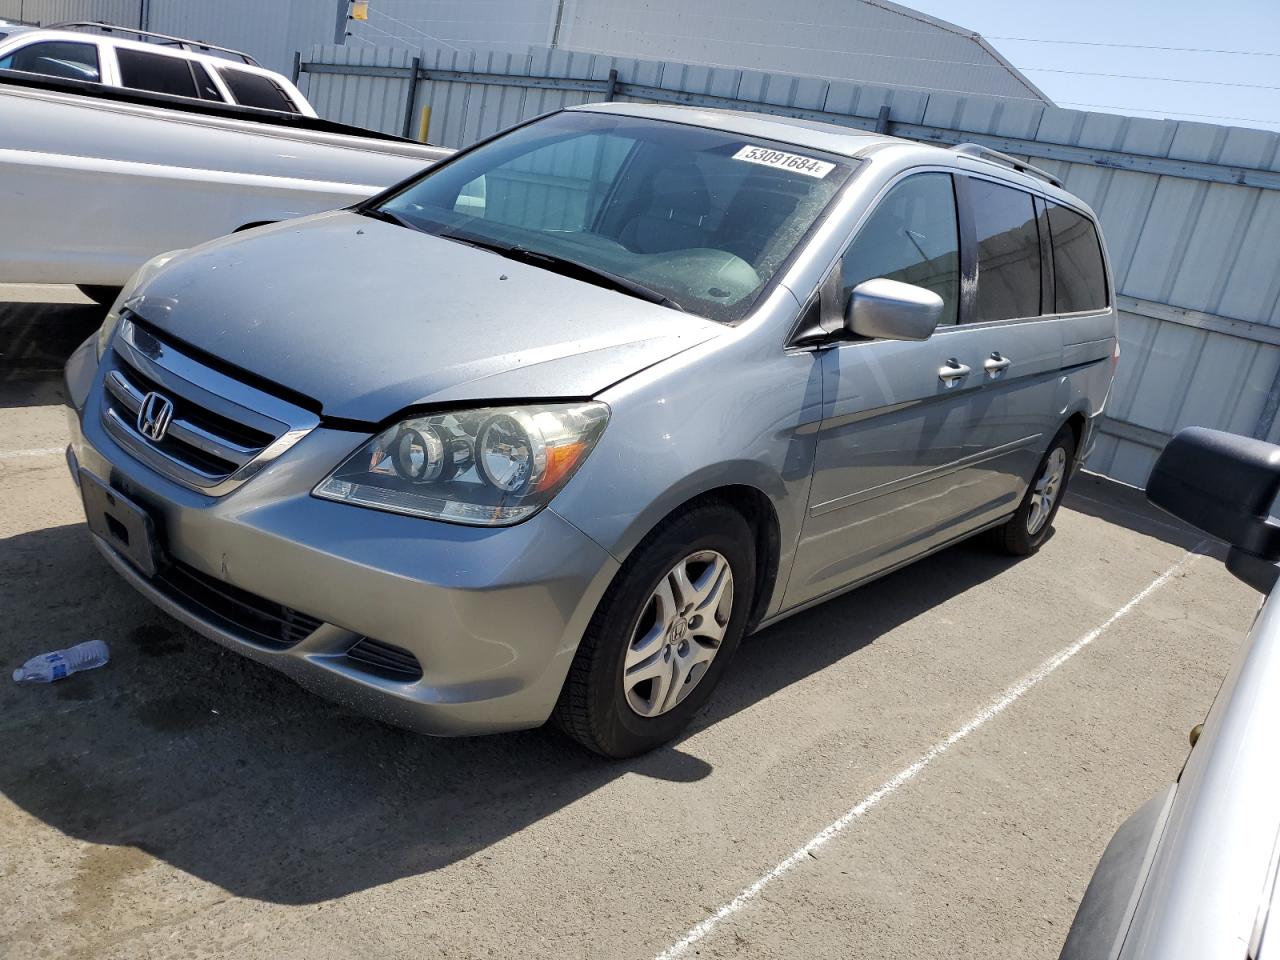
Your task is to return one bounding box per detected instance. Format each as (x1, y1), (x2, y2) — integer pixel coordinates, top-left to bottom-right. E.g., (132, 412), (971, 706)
(622, 550), (734, 718)
(1026, 446), (1068, 535)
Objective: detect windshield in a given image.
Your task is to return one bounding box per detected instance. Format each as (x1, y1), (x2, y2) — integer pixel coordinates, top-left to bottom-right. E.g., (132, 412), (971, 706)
(378, 111), (856, 322)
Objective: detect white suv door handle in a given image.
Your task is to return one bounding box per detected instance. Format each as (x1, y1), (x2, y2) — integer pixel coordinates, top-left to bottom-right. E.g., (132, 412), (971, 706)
(938, 358), (971, 386)
(983, 352), (1012, 377)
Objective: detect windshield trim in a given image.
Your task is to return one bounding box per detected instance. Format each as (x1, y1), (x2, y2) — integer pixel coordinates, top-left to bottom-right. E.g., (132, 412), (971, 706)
(360, 109), (864, 326)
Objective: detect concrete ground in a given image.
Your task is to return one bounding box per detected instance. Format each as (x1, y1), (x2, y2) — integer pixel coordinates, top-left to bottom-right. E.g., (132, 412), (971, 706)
(0, 285), (1260, 960)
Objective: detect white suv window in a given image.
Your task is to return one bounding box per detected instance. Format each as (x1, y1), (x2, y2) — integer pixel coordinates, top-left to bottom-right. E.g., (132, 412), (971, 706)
(216, 66), (297, 113)
(0, 40), (100, 82)
(115, 47), (200, 99)
(189, 61), (226, 101)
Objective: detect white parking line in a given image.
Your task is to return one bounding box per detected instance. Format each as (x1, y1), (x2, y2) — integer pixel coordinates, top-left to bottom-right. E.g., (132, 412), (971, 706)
(0, 447), (64, 460)
(654, 542), (1208, 960)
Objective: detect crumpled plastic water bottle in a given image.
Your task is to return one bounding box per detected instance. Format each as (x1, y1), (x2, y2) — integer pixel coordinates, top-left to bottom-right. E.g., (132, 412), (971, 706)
(12, 640), (109, 684)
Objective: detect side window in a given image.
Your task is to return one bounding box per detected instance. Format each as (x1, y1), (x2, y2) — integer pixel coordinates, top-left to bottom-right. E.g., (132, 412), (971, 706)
(841, 172), (960, 326)
(970, 179), (1042, 322)
(116, 49), (199, 99)
(0, 41), (100, 81)
(1048, 203), (1109, 312)
(190, 61), (225, 101)
(217, 67), (296, 113)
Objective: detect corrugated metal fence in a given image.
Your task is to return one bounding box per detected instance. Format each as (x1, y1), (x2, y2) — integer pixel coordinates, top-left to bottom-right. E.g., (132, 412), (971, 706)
(301, 42), (1280, 489)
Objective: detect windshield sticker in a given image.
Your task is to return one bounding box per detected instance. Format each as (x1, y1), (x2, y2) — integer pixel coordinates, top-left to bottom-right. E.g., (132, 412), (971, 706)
(732, 145), (835, 179)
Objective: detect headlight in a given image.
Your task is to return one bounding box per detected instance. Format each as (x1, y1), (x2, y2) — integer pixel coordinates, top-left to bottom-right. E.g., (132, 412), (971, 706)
(95, 250), (184, 359)
(314, 402), (609, 525)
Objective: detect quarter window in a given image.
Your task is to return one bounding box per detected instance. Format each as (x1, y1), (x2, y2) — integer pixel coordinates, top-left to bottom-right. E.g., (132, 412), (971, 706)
(190, 61), (225, 101)
(0, 40), (100, 82)
(116, 48), (199, 99)
(841, 172), (961, 327)
(1048, 203), (1109, 312)
(970, 179), (1042, 322)
(217, 67), (296, 112)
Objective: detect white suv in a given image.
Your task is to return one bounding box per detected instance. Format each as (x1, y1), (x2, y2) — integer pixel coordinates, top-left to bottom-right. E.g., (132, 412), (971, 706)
(0, 22), (315, 116)
(0, 20), (36, 42)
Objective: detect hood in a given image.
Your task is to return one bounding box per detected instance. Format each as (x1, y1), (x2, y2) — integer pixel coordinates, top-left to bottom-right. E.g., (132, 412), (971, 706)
(128, 212), (722, 423)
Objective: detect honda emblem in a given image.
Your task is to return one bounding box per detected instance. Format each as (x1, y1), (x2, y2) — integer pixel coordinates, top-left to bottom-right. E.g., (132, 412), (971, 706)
(137, 391), (175, 442)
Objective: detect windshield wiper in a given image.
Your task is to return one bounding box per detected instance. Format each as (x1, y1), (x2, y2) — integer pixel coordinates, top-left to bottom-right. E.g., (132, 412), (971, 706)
(358, 207), (421, 231)
(437, 231), (684, 311)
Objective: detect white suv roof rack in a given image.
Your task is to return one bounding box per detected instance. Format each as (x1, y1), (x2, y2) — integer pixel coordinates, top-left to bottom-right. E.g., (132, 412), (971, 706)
(45, 21), (259, 65)
(950, 142), (1064, 189)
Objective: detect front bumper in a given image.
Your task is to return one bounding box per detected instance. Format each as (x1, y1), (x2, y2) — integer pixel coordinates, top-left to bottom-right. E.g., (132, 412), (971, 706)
(63, 337), (619, 736)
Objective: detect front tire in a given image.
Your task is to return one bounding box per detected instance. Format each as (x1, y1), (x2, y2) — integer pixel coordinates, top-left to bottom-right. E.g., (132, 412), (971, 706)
(554, 501), (756, 757)
(987, 425), (1077, 556)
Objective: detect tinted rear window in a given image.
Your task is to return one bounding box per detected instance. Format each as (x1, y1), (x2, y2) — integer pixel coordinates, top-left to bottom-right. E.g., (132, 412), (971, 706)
(1048, 203), (1109, 312)
(970, 178), (1042, 323)
(218, 67), (295, 112)
(116, 48), (198, 98)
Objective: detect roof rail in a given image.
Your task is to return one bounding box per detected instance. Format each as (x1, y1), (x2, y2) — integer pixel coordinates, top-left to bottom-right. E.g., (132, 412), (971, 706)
(950, 143), (1063, 189)
(45, 21), (259, 65)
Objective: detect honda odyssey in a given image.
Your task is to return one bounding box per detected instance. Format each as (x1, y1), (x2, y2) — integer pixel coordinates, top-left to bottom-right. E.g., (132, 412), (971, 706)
(64, 102), (1117, 756)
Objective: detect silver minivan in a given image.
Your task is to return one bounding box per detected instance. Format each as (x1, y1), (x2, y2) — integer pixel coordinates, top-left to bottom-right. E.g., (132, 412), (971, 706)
(64, 102), (1117, 756)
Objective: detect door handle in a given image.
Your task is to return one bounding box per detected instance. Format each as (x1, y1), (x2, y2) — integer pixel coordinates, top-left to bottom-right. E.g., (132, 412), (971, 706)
(938, 358), (971, 387)
(983, 352), (1012, 378)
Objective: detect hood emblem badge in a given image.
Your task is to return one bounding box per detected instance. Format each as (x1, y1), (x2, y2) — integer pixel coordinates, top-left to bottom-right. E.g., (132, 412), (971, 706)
(137, 391), (175, 442)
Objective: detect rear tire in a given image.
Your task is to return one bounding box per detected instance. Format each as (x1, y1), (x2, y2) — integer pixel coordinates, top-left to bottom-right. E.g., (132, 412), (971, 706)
(987, 425), (1077, 556)
(77, 285), (121, 307)
(554, 501), (755, 758)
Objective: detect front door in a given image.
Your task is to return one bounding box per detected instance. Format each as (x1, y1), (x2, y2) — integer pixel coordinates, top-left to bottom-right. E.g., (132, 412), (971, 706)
(784, 170), (1061, 608)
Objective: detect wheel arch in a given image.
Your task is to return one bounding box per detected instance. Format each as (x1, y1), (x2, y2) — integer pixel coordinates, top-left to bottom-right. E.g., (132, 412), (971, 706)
(1061, 408), (1092, 472)
(686, 484), (781, 634)
(1065, 410), (1087, 452)
(582, 469), (788, 637)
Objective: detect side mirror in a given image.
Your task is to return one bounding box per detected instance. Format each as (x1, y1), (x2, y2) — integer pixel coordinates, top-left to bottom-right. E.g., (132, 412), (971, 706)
(1147, 426), (1280, 592)
(845, 278), (944, 342)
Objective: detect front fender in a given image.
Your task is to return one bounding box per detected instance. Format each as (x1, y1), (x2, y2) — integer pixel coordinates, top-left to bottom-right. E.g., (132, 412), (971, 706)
(550, 291), (823, 620)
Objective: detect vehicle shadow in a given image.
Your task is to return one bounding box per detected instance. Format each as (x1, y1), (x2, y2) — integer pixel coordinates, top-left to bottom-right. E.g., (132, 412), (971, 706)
(0, 293), (104, 394)
(0, 520), (1020, 904)
(1063, 469), (1212, 553)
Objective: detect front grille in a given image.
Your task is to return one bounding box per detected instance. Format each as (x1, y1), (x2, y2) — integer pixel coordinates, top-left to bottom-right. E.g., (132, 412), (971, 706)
(100, 316), (316, 496)
(156, 560), (323, 650)
(346, 638), (423, 681)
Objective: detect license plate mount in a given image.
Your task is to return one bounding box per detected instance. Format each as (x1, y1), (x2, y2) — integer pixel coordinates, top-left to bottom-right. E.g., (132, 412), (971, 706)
(79, 469), (160, 577)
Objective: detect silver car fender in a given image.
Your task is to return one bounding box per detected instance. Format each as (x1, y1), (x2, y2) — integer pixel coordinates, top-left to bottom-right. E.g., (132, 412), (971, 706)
(552, 286), (821, 623)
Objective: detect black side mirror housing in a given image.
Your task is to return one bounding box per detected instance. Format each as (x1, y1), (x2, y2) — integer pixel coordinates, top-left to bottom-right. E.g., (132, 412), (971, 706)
(1147, 426), (1280, 592)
